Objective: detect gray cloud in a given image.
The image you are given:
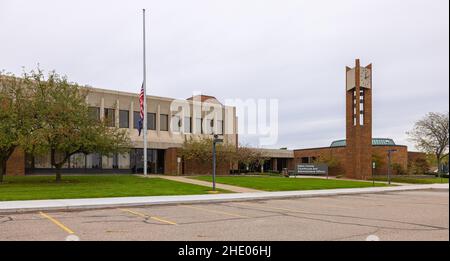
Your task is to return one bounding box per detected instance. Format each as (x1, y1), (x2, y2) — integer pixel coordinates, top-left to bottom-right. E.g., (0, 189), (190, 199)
(1, 0), (448, 151)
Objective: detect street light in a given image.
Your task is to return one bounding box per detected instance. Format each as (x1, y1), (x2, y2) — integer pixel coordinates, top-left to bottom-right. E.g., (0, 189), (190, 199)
(372, 161), (376, 186)
(212, 134), (223, 191)
(387, 149), (397, 185)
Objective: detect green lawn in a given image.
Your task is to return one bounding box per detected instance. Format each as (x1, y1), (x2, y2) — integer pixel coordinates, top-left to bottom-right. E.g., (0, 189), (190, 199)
(373, 176), (449, 184)
(0, 175), (226, 201)
(193, 176), (387, 191)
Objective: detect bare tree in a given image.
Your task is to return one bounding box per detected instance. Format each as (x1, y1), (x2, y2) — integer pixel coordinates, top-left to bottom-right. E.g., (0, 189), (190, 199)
(407, 112), (449, 177)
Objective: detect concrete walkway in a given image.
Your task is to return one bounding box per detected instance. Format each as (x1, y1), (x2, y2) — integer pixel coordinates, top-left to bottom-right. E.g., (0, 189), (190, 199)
(289, 175), (410, 186)
(151, 175), (262, 193)
(0, 183), (447, 214)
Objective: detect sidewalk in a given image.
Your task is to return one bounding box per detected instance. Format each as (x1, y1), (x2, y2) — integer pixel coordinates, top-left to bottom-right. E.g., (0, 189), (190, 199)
(289, 175), (409, 186)
(0, 183), (447, 214)
(151, 175), (262, 193)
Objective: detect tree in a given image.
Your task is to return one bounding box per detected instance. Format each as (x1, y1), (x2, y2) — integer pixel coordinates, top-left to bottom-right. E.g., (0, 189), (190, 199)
(409, 157), (430, 175)
(372, 153), (385, 175)
(0, 72), (35, 183)
(407, 112), (449, 178)
(313, 154), (342, 175)
(235, 145), (269, 173)
(25, 69), (130, 182)
(180, 137), (236, 164)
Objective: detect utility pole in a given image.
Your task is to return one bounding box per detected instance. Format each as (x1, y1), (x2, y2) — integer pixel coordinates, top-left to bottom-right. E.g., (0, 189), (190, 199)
(387, 149), (397, 185)
(212, 134), (223, 191)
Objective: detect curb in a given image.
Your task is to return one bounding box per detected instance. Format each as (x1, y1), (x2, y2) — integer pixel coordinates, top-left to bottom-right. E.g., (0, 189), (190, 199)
(0, 184), (447, 214)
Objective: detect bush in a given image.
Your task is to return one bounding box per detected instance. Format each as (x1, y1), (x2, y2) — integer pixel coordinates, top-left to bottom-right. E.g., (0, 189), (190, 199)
(392, 163), (407, 175)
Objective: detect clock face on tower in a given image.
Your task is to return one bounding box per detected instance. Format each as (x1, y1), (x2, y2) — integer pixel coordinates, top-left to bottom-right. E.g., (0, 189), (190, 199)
(359, 67), (371, 89)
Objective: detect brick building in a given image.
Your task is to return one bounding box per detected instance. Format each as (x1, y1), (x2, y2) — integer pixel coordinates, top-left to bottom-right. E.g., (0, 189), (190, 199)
(292, 59), (426, 179)
(4, 59), (426, 178)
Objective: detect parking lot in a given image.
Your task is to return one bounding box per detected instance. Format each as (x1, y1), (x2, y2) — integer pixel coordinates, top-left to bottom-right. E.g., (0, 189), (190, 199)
(0, 189), (448, 241)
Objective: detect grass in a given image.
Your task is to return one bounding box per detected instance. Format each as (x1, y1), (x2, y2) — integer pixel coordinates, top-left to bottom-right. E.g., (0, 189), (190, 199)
(0, 175), (227, 201)
(373, 176), (449, 184)
(192, 176), (387, 191)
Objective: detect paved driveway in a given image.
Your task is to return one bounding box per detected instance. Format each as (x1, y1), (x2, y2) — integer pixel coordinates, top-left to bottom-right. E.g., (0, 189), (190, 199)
(0, 190), (448, 241)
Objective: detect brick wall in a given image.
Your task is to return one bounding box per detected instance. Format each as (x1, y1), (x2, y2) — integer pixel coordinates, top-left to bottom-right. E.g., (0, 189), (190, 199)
(372, 146), (408, 175)
(183, 159), (231, 175)
(6, 147), (25, 176)
(293, 145), (409, 178)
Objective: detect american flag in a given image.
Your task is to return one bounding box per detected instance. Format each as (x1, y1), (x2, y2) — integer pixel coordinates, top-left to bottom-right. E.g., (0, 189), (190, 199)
(138, 83), (144, 136)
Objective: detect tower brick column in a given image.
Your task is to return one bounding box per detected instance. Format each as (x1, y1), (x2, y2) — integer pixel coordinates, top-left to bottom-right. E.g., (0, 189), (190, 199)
(345, 59), (372, 179)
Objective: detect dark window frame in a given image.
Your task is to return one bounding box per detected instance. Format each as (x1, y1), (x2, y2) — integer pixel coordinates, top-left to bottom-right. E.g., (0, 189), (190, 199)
(119, 110), (129, 128)
(104, 108), (115, 127)
(160, 114), (169, 131)
(184, 116), (192, 133)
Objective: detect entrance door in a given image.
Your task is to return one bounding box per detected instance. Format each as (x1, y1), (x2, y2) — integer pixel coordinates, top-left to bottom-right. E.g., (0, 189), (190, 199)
(130, 149), (165, 174)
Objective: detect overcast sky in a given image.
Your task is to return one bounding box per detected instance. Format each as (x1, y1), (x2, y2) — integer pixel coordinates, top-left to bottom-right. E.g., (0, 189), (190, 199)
(1, 0), (448, 150)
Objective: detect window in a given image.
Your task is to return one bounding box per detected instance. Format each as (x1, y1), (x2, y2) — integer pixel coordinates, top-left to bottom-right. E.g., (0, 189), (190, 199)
(133, 111), (141, 129)
(119, 110), (129, 128)
(104, 108), (115, 127)
(88, 107), (100, 121)
(352, 90), (357, 126)
(172, 115), (181, 132)
(205, 119), (214, 134)
(160, 114), (168, 131)
(217, 120), (224, 135)
(148, 113), (156, 130)
(133, 112), (156, 130)
(184, 117), (192, 133)
(359, 89), (364, 125)
(195, 118), (203, 134)
(86, 153), (102, 169)
(301, 157), (309, 163)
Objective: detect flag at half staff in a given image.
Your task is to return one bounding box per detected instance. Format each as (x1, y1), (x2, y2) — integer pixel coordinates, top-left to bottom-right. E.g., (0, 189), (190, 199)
(138, 82), (144, 136)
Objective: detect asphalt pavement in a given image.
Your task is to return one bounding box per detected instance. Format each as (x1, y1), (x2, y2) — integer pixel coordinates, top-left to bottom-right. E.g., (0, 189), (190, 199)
(0, 189), (448, 241)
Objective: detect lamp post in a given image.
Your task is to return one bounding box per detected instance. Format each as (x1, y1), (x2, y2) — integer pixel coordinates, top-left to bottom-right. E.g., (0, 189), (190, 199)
(372, 161), (376, 186)
(387, 149), (397, 185)
(212, 134), (223, 191)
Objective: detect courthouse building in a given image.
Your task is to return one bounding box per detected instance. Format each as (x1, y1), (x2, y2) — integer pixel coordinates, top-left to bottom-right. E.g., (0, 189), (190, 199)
(6, 87), (238, 176)
(5, 59), (426, 179)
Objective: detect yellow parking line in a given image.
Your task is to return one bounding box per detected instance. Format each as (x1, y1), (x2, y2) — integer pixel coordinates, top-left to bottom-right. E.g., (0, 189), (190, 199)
(235, 202), (305, 214)
(181, 205), (249, 218)
(39, 211), (74, 234)
(119, 208), (177, 225)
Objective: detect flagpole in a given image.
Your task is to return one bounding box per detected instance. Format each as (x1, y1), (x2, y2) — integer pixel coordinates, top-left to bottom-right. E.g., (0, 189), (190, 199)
(142, 9), (148, 176)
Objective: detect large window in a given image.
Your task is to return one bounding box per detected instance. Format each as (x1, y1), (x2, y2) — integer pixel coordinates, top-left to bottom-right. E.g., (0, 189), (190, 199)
(217, 120), (224, 135)
(86, 153), (102, 169)
(172, 115), (181, 132)
(195, 118), (203, 134)
(148, 113), (156, 130)
(104, 108), (115, 127)
(119, 110), (129, 128)
(133, 112), (156, 130)
(184, 117), (192, 133)
(133, 111), (141, 129)
(88, 107), (100, 121)
(205, 119), (214, 134)
(160, 114), (168, 131)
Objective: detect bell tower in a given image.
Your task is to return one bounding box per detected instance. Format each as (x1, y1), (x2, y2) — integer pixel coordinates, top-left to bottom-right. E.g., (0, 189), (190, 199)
(345, 59), (372, 179)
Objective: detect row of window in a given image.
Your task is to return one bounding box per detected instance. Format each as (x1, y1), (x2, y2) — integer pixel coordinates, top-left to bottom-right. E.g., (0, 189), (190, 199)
(26, 149), (165, 174)
(89, 107), (224, 134)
